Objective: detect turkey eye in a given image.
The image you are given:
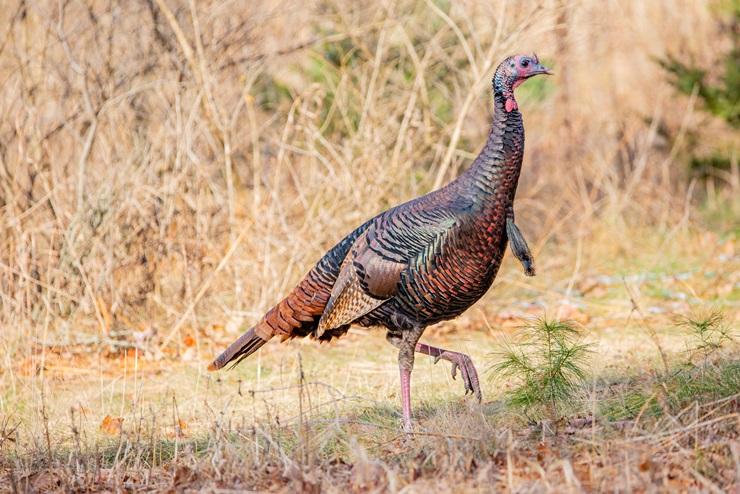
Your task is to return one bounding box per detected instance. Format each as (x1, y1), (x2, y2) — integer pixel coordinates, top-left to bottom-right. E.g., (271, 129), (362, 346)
(521, 59), (530, 68)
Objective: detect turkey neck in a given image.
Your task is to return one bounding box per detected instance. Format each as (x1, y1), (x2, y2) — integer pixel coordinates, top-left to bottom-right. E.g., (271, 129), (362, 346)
(456, 91), (524, 215)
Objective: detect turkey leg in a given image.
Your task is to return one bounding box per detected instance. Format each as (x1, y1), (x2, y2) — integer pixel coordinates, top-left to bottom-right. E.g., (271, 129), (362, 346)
(388, 331), (482, 430)
(389, 327), (425, 431)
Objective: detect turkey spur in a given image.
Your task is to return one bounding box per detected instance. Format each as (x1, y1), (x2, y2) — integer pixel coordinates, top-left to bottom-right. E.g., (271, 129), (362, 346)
(209, 54), (552, 430)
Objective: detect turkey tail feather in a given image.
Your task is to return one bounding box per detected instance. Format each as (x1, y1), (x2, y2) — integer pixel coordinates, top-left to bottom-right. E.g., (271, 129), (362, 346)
(207, 328), (269, 371)
(208, 219), (373, 371)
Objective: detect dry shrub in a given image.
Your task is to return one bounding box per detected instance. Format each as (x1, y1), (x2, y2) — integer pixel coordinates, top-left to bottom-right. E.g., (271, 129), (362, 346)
(0, 0), (731, 353)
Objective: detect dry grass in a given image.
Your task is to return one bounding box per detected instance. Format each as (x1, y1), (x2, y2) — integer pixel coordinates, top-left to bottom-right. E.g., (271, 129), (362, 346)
(1, 0), (739, 492)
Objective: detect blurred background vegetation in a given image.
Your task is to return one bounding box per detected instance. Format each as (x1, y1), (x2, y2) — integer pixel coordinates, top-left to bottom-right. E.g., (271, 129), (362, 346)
(0, 0), (737, 352)
(659, 0), (739, 218)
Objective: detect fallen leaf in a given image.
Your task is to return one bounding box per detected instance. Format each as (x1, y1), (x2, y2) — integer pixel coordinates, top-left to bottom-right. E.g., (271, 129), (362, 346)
(173, 466), (193, 487)
(639, 458), (652, 472)
(350, 460), (386, 492)
(169, 419), (188, 438)
(100, 415), (123, 436)
(182, 334), (196, 347)
(536, 442), (553, 463)
(20, 471), (61, 491)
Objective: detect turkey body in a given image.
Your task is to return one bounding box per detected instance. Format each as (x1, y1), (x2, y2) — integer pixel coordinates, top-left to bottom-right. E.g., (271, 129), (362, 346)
(354, 134), (521, 334)
(209, 53), (550, 430)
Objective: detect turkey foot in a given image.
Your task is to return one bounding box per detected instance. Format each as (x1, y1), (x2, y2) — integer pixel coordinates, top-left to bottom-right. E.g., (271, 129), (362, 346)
(416, 343), (482, 402)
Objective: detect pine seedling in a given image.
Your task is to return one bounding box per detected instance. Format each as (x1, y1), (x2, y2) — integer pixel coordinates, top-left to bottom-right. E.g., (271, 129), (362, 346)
(489, 317), (594, 424)
(677, 307), (735, 371)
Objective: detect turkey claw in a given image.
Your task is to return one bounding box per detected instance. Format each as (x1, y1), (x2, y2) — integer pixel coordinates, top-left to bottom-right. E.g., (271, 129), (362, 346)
(433, 351), (482, 402)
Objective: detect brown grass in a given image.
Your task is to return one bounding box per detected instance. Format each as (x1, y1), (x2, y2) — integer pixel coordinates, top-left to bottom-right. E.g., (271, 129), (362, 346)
(1, 0), (739, 492)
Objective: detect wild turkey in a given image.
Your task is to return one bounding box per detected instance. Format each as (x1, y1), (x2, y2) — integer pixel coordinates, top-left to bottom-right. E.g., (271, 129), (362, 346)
(209, 54), (552, 430)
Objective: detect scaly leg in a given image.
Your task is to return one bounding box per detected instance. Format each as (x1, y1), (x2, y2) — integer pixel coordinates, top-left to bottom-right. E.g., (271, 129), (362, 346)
(399, 366), (412, 431)
(415, 343), (482, 402)
(387, 326), (425, 431)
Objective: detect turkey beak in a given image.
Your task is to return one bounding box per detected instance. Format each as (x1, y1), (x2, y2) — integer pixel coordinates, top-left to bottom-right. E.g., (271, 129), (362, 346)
(537, 64), (553, 75)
